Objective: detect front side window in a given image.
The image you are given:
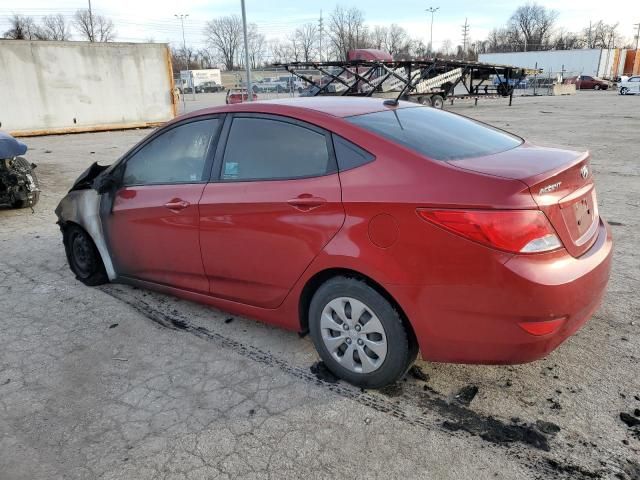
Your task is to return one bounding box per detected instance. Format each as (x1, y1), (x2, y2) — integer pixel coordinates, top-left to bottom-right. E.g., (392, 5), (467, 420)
(123, 118), (218, 186)
(347, 107), (522, 161)
(221, 117), (331, 181)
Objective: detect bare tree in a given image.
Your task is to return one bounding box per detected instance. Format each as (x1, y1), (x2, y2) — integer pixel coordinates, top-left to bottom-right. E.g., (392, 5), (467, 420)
(384, 24), (409, 57)
(244, 24), (266, 68)
(441, 39), (453, 56)
(585, 21), (621, 49)
(371, 26), (387, 50)
(286, 32), (302, 62)
(195, 48), (214, 69)
(40, 14), (71, 41)
(328, 6), (370, 61)
(508, 3), (557, 51)
(269, 40), (292, 64)
(3, 14), (41, 40)
(73, 9), (115, 42)
(295, 23), (318, 62)
(204, 15), (242, 71)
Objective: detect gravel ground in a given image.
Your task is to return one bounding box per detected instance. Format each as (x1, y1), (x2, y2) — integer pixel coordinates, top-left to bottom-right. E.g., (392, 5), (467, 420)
(1, 90), (639, 480)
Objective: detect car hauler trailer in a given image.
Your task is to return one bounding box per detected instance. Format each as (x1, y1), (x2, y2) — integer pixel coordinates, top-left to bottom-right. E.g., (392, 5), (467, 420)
(275, 56), (539, 108)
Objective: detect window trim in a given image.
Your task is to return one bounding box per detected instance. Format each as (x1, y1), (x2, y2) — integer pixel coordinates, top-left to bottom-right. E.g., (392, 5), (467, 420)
(209, 113), (338, 183)
(119, 114), (225, 187)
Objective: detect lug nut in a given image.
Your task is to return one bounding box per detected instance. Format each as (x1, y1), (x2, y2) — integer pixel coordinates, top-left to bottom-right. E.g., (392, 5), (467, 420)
(357, 339), (364, 346)
(355, 325), (361, 332)
(346, 338), (352, 344)
(343, 323), (349, 330)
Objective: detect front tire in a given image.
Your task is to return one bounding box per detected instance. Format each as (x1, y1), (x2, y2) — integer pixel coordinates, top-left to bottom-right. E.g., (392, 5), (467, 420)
(309, 277), (414, 388)
(620, 87), (629, 95)
(63, 225), (108, 286)
(594, 84), (600, 90)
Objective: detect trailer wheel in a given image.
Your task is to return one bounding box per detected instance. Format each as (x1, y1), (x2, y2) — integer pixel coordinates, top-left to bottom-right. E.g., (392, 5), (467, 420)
(417, 96), (432, 106)
(431, 95), (444, 109)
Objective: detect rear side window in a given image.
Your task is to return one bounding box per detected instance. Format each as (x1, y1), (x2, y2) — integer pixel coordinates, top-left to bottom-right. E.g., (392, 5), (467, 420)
(347, 107), (522, 161)
(221, 117), (331, 181)
(332, 135), (375, 171)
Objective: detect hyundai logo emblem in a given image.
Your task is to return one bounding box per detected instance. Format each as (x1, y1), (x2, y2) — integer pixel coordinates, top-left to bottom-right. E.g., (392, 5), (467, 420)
(580, 165), (589, 179)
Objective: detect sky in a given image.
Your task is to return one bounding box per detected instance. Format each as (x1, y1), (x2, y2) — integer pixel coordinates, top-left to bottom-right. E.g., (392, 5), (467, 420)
(1, 0), (638, 53)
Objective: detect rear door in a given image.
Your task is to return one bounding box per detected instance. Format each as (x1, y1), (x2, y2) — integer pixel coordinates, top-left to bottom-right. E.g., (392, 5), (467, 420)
(105, 117), (222, 293)
(199, 114), (345, 308)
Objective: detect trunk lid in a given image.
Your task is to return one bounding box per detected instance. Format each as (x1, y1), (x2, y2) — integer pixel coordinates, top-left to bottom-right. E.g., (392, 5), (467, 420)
(449, 144), (599, 257)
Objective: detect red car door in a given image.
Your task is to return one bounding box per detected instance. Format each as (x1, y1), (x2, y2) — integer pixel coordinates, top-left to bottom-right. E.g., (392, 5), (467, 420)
(104, 117), (222, 293)
(199, 115), (345, 308)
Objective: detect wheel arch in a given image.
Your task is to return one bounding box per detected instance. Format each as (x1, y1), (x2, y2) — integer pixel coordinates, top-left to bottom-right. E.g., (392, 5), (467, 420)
(56, 190), (117, 280)
(298, 267), (418, 353)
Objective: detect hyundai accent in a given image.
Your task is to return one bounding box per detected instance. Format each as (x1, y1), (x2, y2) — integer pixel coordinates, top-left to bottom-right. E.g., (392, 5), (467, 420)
(55, 97), (613, 388)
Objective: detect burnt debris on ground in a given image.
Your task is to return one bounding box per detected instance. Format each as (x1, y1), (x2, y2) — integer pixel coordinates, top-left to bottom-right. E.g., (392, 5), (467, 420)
(455, 385), (479, 406)
(310, 361), (339, 384)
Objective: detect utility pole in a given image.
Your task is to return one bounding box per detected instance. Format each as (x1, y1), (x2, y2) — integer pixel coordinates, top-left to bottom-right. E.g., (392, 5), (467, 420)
(88, 0), (94, 42)
(175, 14), (189, 110)
(425, 7), (439, 58)
(634, 22), (640, 50)
(240, 0), (253, 101)
(318, 10), (324, 62)
(461, 18), (469, 59)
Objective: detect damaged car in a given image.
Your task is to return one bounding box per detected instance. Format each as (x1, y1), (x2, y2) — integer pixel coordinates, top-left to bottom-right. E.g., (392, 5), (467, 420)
(0, 132), (40, 209)
(56, 97), (613, 388)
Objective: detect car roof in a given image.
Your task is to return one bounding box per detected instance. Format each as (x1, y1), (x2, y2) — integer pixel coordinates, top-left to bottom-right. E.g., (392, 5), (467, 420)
(182, 97), (416, 120)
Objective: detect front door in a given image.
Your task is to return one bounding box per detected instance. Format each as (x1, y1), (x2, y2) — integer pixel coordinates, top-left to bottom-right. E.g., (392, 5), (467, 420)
(105, 117), (221, 293)
(199, 114), (345, 308)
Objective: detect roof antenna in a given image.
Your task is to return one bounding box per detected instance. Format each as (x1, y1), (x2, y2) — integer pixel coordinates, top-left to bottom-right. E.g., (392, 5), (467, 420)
(383, 99), (399, 107)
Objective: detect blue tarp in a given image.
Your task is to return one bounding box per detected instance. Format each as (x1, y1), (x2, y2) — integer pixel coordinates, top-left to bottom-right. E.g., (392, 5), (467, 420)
(0, 132), (27, 158)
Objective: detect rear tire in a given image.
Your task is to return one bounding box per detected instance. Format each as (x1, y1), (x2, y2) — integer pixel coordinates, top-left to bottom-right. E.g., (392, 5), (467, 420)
(63, 225), (108, 286)
(431, 95), (444, 109)
(418, 96), (432, 106)
(309, 276), (414, 388)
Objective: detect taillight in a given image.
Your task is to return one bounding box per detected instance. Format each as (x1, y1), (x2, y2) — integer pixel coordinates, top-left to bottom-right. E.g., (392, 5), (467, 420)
(417, 209), (563, 254)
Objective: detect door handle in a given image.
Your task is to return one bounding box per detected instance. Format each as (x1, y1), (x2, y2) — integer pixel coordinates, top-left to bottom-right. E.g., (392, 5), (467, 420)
(287, 195), (327, 211)
(164, 199), (190, 211)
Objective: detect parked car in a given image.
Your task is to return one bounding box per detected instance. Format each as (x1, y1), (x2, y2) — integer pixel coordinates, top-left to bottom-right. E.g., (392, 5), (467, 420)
(563, 75), (610, 90)
(200, 81), (225, 93)
(181, 86), (202, 94)
(618, 75), (640, 95)
(252, 77), (290, 93)
(492, 75), (528, 89)
(225, 89), (258, 104)
(55, 97), (612, 388)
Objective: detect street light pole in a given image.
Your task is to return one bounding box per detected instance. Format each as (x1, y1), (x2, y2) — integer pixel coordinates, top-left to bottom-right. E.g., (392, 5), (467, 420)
(88, 0), (94, 42)
(175, 14), (190, 110)
(425, 6), (439, 58)
(240, 0), (253, 101)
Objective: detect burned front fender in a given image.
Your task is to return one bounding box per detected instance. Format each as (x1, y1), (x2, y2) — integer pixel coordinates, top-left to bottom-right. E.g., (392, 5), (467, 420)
(69, 162), (109, 192)
(55, 189), (116, 281)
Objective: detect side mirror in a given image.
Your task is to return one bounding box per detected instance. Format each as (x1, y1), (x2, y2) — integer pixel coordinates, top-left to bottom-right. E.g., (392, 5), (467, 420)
(94, 174), (118, 194)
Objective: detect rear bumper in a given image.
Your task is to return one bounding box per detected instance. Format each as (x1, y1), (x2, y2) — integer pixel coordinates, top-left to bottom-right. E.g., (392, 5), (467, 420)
(387, 219), (613, 364)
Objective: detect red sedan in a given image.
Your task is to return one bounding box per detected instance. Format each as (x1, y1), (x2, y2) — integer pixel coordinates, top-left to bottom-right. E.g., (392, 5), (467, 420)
(55, 98), (612, 388)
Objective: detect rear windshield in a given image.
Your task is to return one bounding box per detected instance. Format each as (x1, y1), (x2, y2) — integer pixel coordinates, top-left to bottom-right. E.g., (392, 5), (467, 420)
(347, 106), (522, 161)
